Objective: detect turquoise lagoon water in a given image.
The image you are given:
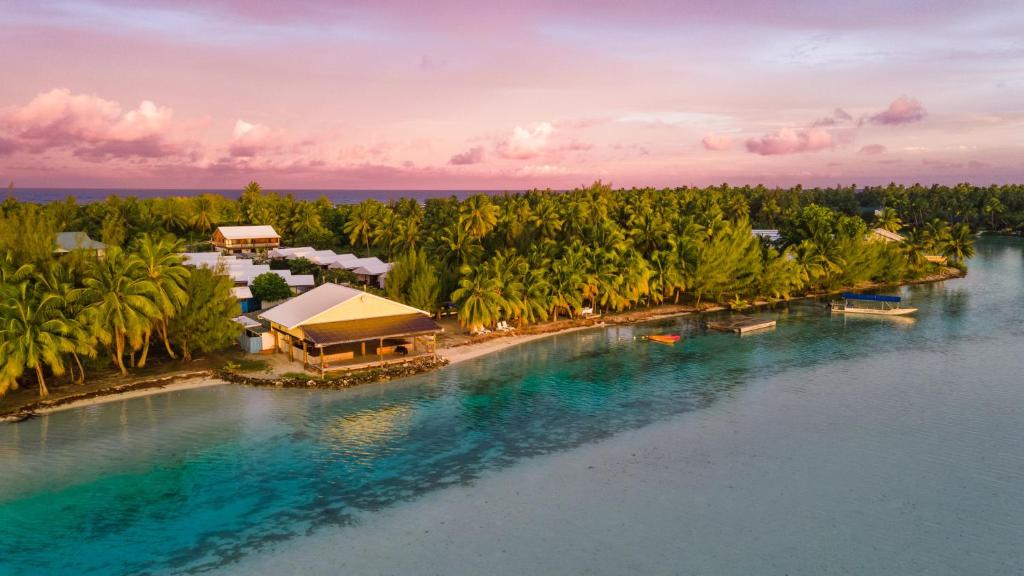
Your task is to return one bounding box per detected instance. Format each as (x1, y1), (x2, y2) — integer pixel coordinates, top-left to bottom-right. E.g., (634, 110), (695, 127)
(1, 238), (1023, 575)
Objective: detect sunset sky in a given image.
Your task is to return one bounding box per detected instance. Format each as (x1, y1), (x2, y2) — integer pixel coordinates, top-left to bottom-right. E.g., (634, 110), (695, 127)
(1, 0), (1022, 190)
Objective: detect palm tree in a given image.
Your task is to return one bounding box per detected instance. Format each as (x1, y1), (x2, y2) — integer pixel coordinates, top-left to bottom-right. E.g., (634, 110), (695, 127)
(875, 207), (903, 233)
(189, 196), (217, 234)
(944, 223), (975, 266)
(343, 201), (379, 256)
(982, 196), (1004, 230)
(133, 234), (189, 365)
(37, 263), (96, 384)
(0, 280), (78, 397)
(451, 265), (505, 332)
(458, 194), (499, 239)
(80, 247), (160, 375)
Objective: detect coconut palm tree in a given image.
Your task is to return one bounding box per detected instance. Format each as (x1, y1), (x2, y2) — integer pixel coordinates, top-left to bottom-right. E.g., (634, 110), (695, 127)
(945, 223), (975, 266)
(133, 234), (189, 365)
(37, 263), (97, 384)
(343, 201), (379, 256)
(982, 196), (1004, 230)
(0, 280), (78, 397)
(458, 194), (499, 240)
(80, 247), (160, 375)
(875, 207), (903, 233)
(189, 196), (217, 234)
(451, 265), (505, 332)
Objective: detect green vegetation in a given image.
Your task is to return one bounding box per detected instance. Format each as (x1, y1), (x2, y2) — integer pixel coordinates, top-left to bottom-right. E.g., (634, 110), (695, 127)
(250, 272), (292, 302)
(0, 226), (239, 398)
(2, 179), (1001, 395)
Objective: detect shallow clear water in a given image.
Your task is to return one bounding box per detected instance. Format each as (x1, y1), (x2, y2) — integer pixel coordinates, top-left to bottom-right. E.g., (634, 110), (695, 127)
(1, 238), (1022, 575)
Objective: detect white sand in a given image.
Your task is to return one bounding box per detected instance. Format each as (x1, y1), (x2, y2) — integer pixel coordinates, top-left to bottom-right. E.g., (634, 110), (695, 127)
(31, 375), (228, 415)
(440, 325), (603, 365)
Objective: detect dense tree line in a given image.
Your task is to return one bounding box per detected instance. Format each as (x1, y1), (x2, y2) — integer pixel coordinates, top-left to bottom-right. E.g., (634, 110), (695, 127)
(1, 180), (988, 395)
(0, 230), (240, 399)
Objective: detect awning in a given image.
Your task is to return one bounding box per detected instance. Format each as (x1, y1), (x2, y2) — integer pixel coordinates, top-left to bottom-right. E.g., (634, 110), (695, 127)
(842, 292), (901, 303)
(300, 314), (442, 346)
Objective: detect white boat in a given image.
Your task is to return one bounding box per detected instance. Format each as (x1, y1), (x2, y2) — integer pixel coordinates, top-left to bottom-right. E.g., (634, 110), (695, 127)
(829, 293), (917, 316)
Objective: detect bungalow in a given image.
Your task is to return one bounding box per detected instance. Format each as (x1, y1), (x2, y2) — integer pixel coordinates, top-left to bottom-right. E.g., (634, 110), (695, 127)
(212, 225), (281, 254)
(351, 259), (392, 288)
(55, 232), (106, 256)
(259, 283), (442, 374)
(181, 252), (315, 311)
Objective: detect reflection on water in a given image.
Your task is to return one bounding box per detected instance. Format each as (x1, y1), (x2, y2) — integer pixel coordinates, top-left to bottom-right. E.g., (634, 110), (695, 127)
(0, 238), (1023, 575)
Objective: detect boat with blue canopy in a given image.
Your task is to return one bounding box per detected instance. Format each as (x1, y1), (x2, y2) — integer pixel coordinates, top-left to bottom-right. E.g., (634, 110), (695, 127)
(829, 292), (917, 316)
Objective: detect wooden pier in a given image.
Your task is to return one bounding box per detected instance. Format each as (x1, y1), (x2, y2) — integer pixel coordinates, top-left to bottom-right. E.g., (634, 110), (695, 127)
(704, 316), (776, 334)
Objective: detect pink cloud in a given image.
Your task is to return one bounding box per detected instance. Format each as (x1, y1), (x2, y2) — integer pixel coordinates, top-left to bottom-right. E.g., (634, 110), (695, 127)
(0, 137), (18, 156)
(496, 122), (554, 159)
(449, 145), (485, 165)
(702, 133), (734, 151)
(228, 119), (279, 157)
(812, 108), (853, 127)
(745, 127), (834, 155)
(858, 144), (887, 155)
(1, 88), (184, 159)
(869, 96), (927, 125)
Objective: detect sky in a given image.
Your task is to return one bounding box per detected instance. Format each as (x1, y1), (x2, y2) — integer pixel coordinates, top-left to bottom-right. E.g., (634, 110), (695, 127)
(0, 0), (1022, 190)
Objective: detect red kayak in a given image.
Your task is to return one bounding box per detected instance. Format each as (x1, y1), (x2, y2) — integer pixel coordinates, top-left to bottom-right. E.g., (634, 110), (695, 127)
(647, 334), (681, 345)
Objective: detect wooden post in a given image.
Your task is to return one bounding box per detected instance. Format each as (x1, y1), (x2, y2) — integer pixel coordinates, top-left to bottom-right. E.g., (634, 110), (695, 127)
(274, 329), (279, 352)
(379, 337), (384, 365)
(303, 341), (308, 369)
(361, 341), (366, 356)
(288, 336), (294, 361)
(320, 345), (326, 375)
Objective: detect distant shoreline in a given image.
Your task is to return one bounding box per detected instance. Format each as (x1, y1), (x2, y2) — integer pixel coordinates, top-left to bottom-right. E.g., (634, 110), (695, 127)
(7, 188), (520, 205)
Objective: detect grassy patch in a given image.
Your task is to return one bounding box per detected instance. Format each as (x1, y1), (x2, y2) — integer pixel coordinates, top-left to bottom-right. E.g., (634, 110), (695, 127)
(227, 357), (271, 373)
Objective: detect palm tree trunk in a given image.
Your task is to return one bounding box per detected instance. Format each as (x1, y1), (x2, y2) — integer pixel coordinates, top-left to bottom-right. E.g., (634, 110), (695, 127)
(35, 365), (48, 398)
(159, 319), (177, 359)
(72, 352), (85, 384)
(114, 332), (128, 375)
(138, 330), (151, 368)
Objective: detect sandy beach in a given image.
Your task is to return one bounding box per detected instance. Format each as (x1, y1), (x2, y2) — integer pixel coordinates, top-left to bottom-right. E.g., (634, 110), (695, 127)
(1, 373), (227, 421)
(439, 324), (604, 365)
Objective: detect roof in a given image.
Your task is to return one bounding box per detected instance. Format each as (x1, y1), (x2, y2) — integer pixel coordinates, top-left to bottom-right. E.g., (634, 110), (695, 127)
(259, 283), (367, 329)
(301, 314), (442, 346)
(842, 292), (901, 303)
(269, 247), (313, 259)
(231, 315), (262, 329)
(285, 274), (315, 287)
(871, 228), (905, 243)
(353, 262), (392, 276)
(751, 229), (781, 241)
(259, 282), (429, 329)
(55, 232), (106, 252)
(231, 286), (254, 300)
(215, 225), (280, 240)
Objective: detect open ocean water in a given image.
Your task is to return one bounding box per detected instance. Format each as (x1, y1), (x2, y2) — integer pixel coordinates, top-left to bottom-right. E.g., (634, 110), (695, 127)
(6, 188), (510, 204)
(0, 237), (1022, 575)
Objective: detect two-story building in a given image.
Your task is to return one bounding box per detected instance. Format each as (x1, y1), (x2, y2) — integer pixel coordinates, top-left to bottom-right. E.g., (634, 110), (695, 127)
(212, 225), (281, 254)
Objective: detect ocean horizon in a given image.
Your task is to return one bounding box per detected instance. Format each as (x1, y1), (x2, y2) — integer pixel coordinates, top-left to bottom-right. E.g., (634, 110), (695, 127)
(5, 188), (524, 205)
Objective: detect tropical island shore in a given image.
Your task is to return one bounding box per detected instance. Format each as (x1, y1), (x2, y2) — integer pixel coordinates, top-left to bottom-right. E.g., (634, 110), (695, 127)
(0, 264), (962, 422)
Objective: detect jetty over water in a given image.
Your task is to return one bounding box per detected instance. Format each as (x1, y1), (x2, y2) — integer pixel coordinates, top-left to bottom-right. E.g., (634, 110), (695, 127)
(705, 316), (777, 334)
